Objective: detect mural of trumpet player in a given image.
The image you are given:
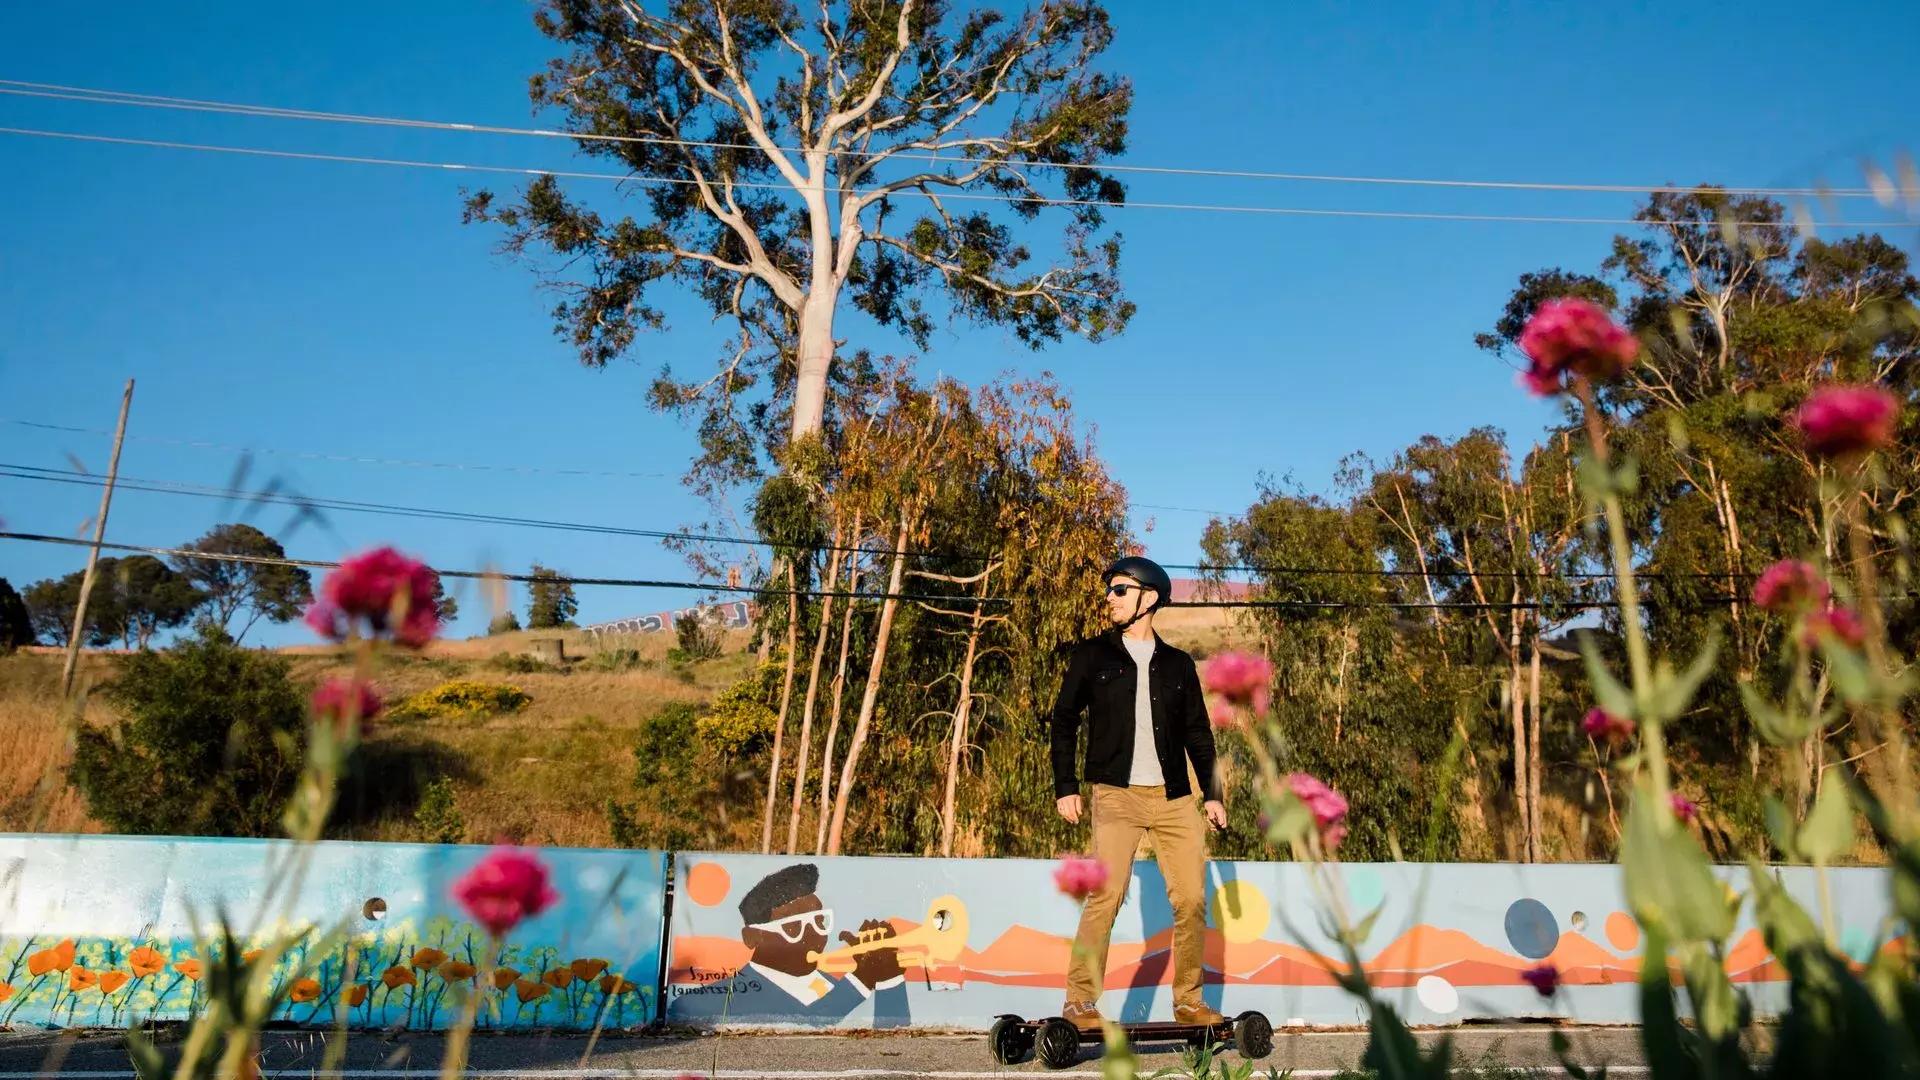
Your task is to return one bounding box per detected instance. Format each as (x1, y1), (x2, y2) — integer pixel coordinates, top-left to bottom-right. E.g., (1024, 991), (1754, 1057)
(667, 862), (914, 1026)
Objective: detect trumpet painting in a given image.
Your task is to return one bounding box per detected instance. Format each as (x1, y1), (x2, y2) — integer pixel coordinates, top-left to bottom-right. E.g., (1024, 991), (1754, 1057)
(0, 835), (669, 1032)
(664, 853), (1898, 1029)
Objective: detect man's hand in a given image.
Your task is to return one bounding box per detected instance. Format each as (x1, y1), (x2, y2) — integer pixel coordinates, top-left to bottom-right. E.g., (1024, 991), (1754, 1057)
(845, 920), (904, 987)
(1056, 794), (1083, 824)
(1203, 800), (1228, 831)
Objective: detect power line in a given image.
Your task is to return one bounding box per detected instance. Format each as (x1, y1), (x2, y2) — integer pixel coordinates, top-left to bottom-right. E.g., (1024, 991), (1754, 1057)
(2, 418), (682, 481)
(3, 125), (1910, 229)
(0, 530), (998, 605)
(0, 462), (957, 562)
(6, 415), (1227, 526)
(0, 420), (1763, 579)
(0, 529), (1737, 612)
(0, 79), (1886, 200)
(0, 462), (1783, 586)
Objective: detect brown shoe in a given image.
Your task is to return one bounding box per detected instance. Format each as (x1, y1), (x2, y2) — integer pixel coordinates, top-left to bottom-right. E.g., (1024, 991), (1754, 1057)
(1173, 1002), (1226, 1026)
(1061, 1000), (1103, 1033)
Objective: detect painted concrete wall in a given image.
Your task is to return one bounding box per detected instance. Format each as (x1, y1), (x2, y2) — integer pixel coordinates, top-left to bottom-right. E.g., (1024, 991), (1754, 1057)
(0, 835), (667, 1031)
(0, 836), (1899, 1033)
(663, 853), (1898, 1030)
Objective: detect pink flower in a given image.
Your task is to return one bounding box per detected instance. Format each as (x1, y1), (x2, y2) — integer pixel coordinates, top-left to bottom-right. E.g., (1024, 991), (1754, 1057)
(306, 546), (441, 648)
(1053, 856), (1109, 901)
(310, 678), (383, 728)
(1794, 385), (1899, 459)
(1208, 701), (1241, 730)
(1669, 793), (1699, 824)
(1202, 652), (1274, 713)
(1752, 560), (1831, 614)
(1580, 708), (1635, 745)
(453, 848), (559, 937)
(1520, 963), (1560, 997)
(1286, 772), (1350, 851)
(1517, 299), (1639, 397)
(1802, 605), (1867, 649)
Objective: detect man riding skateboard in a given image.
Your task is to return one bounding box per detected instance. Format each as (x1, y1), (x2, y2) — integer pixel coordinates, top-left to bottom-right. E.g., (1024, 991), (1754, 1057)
(1049, 555), (1228, 1033)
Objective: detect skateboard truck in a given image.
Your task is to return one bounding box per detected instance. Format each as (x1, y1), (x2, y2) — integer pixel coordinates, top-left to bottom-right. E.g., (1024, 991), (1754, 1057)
(988, 1011), (1274, 1070)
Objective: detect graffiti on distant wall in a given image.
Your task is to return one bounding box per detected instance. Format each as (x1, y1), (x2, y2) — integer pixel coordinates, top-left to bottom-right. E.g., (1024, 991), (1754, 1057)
(581, 601), (754, 638)
(0, 837), (668, 1031)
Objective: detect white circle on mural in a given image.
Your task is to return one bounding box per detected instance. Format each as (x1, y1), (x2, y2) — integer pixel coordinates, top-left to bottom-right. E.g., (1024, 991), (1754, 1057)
(1415, 975), (1459, 1015)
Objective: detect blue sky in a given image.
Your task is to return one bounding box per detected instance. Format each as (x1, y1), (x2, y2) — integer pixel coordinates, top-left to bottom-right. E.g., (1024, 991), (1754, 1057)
(2, 1), (1916, 645)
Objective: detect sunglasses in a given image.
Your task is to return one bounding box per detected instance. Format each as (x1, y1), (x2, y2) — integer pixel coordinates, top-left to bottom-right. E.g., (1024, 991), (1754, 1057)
(1107, 583), (1149, 597)
(747, 908), (834, 942)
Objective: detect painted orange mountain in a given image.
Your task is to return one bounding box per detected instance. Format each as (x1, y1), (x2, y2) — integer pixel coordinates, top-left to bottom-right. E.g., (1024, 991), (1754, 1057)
(669, 921), (1796, 992)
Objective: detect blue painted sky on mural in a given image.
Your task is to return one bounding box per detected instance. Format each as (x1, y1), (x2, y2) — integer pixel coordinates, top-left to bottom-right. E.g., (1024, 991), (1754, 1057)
(2, 2), (1916, 644)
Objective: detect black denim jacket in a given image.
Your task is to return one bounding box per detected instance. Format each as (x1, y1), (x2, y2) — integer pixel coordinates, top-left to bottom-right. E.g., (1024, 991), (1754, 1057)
(1047, 629), (1220, 802)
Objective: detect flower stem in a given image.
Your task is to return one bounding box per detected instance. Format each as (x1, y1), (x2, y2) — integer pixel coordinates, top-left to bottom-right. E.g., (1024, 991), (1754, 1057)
(1575, 379), (1667, 807)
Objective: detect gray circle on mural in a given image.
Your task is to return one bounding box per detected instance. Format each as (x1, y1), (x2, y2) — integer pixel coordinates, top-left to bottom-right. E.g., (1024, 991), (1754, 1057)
(1504, 898), (1559, 959)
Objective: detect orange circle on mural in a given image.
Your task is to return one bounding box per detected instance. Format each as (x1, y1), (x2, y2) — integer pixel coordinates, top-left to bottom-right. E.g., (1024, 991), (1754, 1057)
(684, 862), (731, 907)
(1604, 911), (1640, 951)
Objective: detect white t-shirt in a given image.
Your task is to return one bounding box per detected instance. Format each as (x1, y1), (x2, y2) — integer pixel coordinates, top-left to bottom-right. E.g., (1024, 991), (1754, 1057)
(1122, 636), (1164, 786)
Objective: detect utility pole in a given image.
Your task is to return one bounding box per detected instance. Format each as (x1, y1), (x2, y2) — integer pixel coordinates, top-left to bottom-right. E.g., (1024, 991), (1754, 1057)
(61, 379), (135, 696)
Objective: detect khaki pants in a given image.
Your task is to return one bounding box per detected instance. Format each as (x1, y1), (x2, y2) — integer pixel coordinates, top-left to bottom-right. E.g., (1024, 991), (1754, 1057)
(1065, 784), (1209, 1008)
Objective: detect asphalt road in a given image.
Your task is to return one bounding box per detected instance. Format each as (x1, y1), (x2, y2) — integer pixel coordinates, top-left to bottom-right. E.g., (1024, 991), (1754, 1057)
(0, 1026), (1652, 1078)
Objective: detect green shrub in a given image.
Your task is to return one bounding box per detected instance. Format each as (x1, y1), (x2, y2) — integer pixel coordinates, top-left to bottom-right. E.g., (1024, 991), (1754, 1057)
(414, 776), (465, 844)
(488, 652), (557, 675)
(486, 611), (521, 635)
(696, 673), (776, 756)
(68, 624), (308, 836)
(582, 647), (648, 673)
(674, 610), (722, 661)
(387, 679), (531, 721)
(0, 578), (32, 651)
(606, 701), (747, 849)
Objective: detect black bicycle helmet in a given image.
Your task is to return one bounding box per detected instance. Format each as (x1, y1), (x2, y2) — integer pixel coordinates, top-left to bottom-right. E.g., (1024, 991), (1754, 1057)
(1104, 555), (1172, 612)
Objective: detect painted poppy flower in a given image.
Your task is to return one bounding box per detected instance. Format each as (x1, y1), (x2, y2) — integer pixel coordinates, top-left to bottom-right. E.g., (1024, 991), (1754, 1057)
(381, 966), (416, 990)
(128, 946), (166, 979)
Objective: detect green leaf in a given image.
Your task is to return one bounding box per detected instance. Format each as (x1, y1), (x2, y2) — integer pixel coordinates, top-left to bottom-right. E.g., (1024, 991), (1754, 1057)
(1359, 1000), (1424, 1079)
(1680, 941), (1741, 1043)
(1622, 787), (1733, 943)
(1575, 454), (1615, 501)
(1762, 796), (1798, 860)
(1818, 636), (1875, 704)
(125, 1023), (167, 1080)
(1350, 901), (1386, 946)
(1749, 862), (1822, 958)
(1741, 680), (1812, 746)
(1578, 633), (1636, 721)
(1616, 455), (1641, 495)
(1636, 930), (1700, 1080)
(1263, 798), (1313, 848)
(1797, 781), (1855, 864)
(1646, 633), (1722, 724)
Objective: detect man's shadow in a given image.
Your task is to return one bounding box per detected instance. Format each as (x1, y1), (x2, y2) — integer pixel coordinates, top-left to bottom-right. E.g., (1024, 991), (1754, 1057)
(1115, 859), (1234, 1023)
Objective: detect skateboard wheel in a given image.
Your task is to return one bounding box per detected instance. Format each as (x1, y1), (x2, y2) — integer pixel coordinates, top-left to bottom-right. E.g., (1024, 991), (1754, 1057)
(1232, 1011), (1274, 1059)
(1036, 1017), (1082, 1069)
(988, 1015), (1033, 1065)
